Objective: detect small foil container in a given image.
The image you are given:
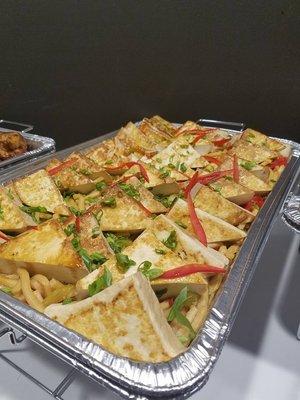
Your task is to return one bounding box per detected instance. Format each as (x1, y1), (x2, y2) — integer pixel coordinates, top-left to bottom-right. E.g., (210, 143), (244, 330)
(0, 119), (55, 170)
(0, 120), (299, 399)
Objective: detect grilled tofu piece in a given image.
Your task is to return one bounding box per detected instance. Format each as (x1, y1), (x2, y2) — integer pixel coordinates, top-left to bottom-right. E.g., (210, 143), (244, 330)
(13, 169), (69, 215)
(168, 198), (246, 244)
(192, 184), (255, 226)
(230, 139), (277, 164)
(209, 178), (254, 205)
(0, 219), (87, 283)
(98, 186), (151, 232)
(0, 186), (36, 232)
(241, 128), (285, 152)
(64, 152), (113, 181)
(46, 272), (185, 362)
(220, 157), (272, 194)
(139, 118), (171, 149)
(117, 176), (167, 214)
(123, 161), (180, 195)
(147, 115), (177, 137)
(115, 122), (158, 155)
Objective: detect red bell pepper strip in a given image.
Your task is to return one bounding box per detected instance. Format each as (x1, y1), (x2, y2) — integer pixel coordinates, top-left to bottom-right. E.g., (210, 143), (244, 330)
(212, 137), (231, 147)
(197, 169), (233, 185)
(175, 127), (216, 137)
(184, 171), (199, 198)
(160, 263), (226, 279)
(105, 162), (149, 182)
(203, 155), (222, 165)
(48, 159), (77, 176)
(269, 156), (288, 170)
(192, 131), (207, 145)
(0, 231), (10, 241)
(187, 193), (208, 246)
(244, 195), (265, 211)
(233, 154), (239, 183)
(75, 217), (80, 233)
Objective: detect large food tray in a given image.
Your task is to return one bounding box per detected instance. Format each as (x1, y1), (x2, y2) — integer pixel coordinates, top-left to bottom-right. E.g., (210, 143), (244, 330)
(0, 119), (299, 399)
(0, 119), (55, 170)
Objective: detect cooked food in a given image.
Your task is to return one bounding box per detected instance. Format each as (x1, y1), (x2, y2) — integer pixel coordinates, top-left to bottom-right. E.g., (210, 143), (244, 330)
(0, 131), (27, 161)
(0, 116), (289, 363)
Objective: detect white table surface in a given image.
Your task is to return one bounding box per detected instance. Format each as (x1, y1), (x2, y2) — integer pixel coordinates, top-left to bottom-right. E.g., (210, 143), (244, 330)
(0, 218), (299, 400)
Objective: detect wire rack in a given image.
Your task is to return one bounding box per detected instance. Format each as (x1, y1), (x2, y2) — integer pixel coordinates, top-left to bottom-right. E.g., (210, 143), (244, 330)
(0, 326), (77, 399)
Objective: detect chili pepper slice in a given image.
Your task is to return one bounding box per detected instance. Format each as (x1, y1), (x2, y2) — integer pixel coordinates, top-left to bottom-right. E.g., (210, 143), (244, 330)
(160, 263), (226, 279)
(203, 155), (222, 165)
(75, 216), (81, 233)
(184, 171), (199, 198)
(106, 162), (149, 182)
(269, 156), (288, 169)
(212, 138), (231, 147)
(244, 195), (265, 211)
(187, 192), (207, 246)
(48, 159), (77, 176)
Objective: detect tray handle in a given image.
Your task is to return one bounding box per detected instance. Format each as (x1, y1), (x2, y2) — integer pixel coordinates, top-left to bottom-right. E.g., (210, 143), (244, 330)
(0, 119), (34, 133)
(197, 118), (245, 132)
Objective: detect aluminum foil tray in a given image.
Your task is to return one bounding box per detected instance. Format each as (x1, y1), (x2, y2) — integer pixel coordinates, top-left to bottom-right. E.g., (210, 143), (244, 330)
(0, 119), (299, 399)
(0, 119), (55, 170)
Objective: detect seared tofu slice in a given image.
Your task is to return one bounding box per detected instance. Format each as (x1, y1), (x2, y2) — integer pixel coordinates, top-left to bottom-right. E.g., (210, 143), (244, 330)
(13, 169), (69, 215)
(46, 272), (185, 362)
(148, 115), (177, 137)
(123, 162), (181, 195)
(208, 177), (254, 205)
(115, 122), (158, 155)
(220, 157), (272, 194)
(167, 198), (246, 244)
(139, 118), (171, 148)
(85, 139), (119, 167)
(0, 186), (36, 232)
(117, 176), (167, 214)
(99, 186), (151, 232)
(64, 152), (113, 182)
(0, 220), (87, 283)
(242, 128), (285, 152)
(230, 139), (277, 164)
(192, 184), (255, 226)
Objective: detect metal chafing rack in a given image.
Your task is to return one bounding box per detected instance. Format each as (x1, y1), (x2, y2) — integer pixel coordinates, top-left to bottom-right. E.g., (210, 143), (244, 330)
(0, 119), (299, 399)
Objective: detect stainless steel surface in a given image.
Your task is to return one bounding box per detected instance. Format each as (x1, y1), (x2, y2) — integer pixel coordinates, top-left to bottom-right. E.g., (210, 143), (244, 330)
(0, 121), (299, 399)
(0, 119), (55, 169)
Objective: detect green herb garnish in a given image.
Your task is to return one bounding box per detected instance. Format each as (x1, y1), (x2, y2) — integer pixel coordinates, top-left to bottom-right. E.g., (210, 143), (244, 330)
(241, 161), (256, 171)
(69, 206), (83, 217)
(7, 189), (14, 200)
(167, 287), (196, 339)
(79, 168), (91, 176)
(175, 220), (187, 229)
(138, 261), (163, 280)
(71, 238), (107, 272)
(159, 167), (170, 179)
(118, 183), (140, 200)
(88, 267), (112, 297)
(101, 197), (116, 208)
(104, 233), (132, 253)
(0, 202), (4, 220)
(64, 223), (76, 236)
(85, 197), (98, 204)
(155, 248), (166, 255)
(179, 163), (187, 173)
(95, 181), (107, 191)
(19, 205), (48, 223)
(162, 230), (177, 250)
(62, 298), (73, 305)
(1, 287), (11, 294)
(154, 193), (178, 209)
(116, 253), (136, 272)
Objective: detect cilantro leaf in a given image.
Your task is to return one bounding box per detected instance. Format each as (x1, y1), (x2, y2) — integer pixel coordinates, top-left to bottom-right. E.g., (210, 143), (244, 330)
(116, 253), (136, 272)
(96, 181), (107, 191)
(105, 233), (132, 254)
(88, 267), (112, 297)
(62, 298), (73, 305)
(162, 230), (177, 250)
(118, 183), (140, 200)
(101, 197), (116, 208)
(64, 223), (76, 236)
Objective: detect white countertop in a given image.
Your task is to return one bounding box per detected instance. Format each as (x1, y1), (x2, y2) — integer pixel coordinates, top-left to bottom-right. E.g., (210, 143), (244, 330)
(0, 218), (299, 400)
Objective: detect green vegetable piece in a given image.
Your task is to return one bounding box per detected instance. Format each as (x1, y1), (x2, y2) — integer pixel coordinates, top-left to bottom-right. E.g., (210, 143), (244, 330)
(241, 161), (256, 171)
(19, 205), (49, 223)
(116, 253), (136, 272)
(138, 260), (163, 280)
(69, 206), (83, 217)
(179, 163), (187, 173)
(101, 197), (116, 208)
(62, 298), (73, 305)
(105, 233), (132, 253)
(1, 287), (11, 294)
(175, 220), (187, 229)
(88, 267), (112, 297)
(118, 183), (140, 200)
(155, 248), (166, 255)
(96, 181), (107, 191)
(162, 230), (177, 250)
(64, 223), (76, 236)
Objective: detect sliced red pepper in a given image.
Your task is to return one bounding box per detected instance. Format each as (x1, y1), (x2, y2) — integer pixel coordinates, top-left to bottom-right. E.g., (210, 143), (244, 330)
(269, 156), (288, 169)
(175, 127), (216, 137)
(233, 154), (239, 183)
(203, 155), (222, 165)
(75, 217), (80, 232)
(244, 195), (265, 211)
(192, 131), (207, 145)
(212, 137), (231, 147)
(0, 231), (10, 241)
(197, 169), (233, 185)
(106, 162), (149, 182)
(187, 193), (208, 246)
(184, 170), (199, 198)
(160, 263), (226, 279)
(135, 200), (152, 216)
(48, 159), (77, 176)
